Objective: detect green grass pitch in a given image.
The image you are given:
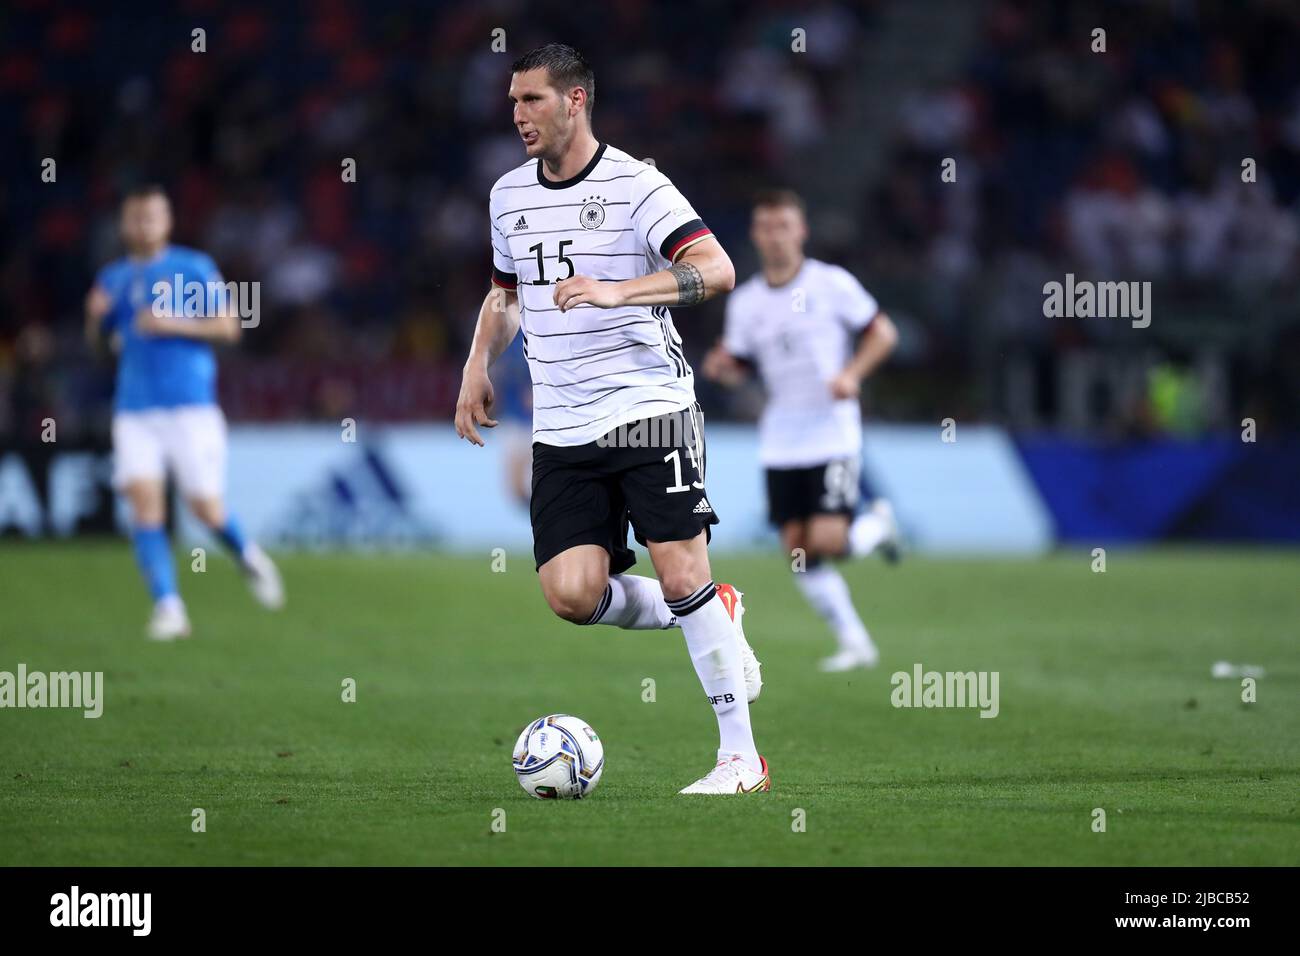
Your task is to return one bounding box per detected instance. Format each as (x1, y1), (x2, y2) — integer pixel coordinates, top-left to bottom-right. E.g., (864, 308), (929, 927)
(1, 542), (1296, 866)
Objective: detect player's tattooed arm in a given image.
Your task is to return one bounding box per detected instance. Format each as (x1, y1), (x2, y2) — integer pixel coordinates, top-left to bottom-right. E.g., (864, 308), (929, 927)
(669, 260), (705, 306)
(610, 237), (735, 308)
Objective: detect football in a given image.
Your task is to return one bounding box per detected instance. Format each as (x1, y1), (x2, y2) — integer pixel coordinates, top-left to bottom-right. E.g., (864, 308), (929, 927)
(512, 714), (605, 799)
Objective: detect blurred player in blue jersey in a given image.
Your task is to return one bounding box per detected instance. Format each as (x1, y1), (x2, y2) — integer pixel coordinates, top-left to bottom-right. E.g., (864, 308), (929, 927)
(493, 333), (534, 508)
(84, 185), (284, 640)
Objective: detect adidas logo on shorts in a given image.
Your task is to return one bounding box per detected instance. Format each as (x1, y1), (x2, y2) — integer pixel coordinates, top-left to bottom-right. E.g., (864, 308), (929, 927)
(693, 498), (713, 514)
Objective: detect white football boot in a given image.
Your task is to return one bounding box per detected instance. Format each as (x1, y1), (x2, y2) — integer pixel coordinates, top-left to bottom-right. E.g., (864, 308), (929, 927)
(147, 597), (191, 641)
(679, 754), (771, 795)
(241, 544), (285, 610)
(870, 498), (902, 565)
(819, 645), (879, 672)
(715, 583), (761, 702)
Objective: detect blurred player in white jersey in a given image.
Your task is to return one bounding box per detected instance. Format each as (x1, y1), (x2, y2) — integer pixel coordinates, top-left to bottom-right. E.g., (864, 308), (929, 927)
(455, 45), (768, 795)
(703, 189), (899, 672)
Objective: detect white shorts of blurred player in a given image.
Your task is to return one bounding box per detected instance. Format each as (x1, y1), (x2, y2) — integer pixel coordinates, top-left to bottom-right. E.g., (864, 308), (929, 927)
(112, 404), (227, 500)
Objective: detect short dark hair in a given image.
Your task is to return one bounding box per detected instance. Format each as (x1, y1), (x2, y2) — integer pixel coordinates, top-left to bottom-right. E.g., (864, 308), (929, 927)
(122, 183), (169, 203)
(752, 189), (806, 214)
(511, 43), (595, 119)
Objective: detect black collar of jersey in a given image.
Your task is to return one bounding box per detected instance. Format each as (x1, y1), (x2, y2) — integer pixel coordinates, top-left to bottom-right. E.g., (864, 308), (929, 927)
(536, 142), (607, 190)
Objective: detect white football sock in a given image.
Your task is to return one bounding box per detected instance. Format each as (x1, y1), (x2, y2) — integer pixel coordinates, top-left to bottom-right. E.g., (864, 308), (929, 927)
(794, 565), (874, 655)
(849, 511), (889, 557)
(584, 574), (677, 629)
(667, 582), (759, 772)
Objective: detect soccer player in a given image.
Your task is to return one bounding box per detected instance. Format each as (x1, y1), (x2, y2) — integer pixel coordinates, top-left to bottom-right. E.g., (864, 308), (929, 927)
(455, 44), (768, 795)
(702, 189), (900, 672)
(85, 185), (284, 640)
(493, 335), (536, 508)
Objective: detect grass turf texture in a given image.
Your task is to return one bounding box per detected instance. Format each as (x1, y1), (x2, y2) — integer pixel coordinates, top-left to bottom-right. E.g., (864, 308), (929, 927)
(1, 542), (1296, 866)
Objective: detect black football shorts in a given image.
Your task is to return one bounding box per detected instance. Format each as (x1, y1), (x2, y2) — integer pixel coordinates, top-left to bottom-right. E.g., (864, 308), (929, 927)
(764, 456), (861, 527)
(530, 402), (718, 573)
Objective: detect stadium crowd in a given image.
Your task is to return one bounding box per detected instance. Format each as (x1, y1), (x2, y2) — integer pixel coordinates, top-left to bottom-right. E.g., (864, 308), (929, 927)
(1, 0), (1295, 442)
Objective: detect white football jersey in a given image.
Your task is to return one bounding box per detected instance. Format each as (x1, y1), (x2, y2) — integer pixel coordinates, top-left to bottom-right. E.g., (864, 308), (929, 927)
(488, 143), (714, 447)
(722, 258), (879, 468)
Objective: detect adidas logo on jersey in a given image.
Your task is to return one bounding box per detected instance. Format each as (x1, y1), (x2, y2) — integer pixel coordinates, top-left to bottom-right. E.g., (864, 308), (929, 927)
(512, 215), (529, 232)
(693, 498), (713, 514)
